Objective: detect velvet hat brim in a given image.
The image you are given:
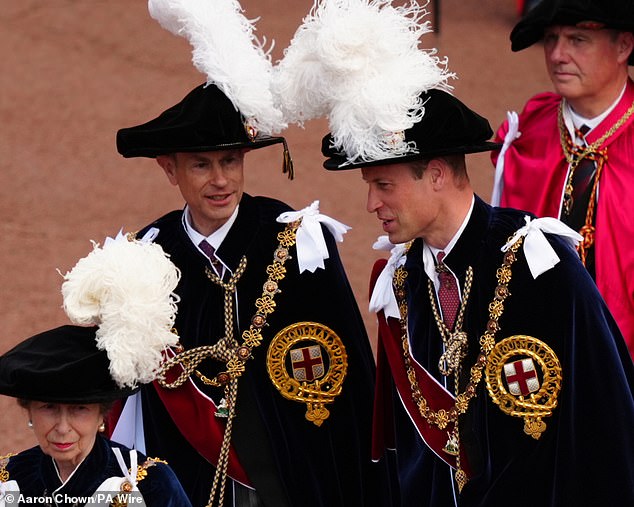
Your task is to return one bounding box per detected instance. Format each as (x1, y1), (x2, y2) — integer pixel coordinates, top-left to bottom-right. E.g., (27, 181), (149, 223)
(510, 0), (634, 65)
(0, 325), (138, 404)
(322, 89), (500, 171)
(116, 83), (286, 158)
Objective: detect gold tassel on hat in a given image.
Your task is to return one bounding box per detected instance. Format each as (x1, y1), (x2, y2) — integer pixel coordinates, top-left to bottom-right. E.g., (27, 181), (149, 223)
(282, 138), (294, 180)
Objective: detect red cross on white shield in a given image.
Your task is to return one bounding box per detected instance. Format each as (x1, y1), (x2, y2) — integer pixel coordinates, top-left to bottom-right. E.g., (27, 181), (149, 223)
(290, 345), (325, 382)
(503, 358), (540, 397)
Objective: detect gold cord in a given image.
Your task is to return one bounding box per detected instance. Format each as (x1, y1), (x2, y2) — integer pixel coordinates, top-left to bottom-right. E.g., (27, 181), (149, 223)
(557, 101), (634, 264)
(427, 266), (474, 377)
(156, 220), (301, 507)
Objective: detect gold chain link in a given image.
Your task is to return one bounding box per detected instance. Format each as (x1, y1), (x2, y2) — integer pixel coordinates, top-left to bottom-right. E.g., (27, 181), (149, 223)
(394, 237), (523, 490)
(155, 220), (301, 507)
(427, 266), (474, 377)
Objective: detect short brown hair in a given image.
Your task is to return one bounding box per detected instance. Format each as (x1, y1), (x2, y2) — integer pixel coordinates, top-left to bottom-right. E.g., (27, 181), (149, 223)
(409, 154), (468, 185)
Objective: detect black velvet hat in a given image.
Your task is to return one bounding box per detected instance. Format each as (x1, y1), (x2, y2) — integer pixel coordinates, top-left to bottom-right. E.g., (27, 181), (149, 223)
(116, 83), (287, 158)
(322, 89), (500, 170)
(0, 325), (138, 404)
(511, 0), (634, 65)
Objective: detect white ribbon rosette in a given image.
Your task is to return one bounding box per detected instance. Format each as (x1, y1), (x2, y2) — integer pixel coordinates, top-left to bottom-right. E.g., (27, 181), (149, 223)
(277, 200), (351, 273)
(502, 216), (583, 279)
(369, 235), (408, 319)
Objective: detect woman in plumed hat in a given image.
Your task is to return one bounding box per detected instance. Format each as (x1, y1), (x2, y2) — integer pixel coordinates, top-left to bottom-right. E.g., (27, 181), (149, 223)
(0, 235), (192, 506)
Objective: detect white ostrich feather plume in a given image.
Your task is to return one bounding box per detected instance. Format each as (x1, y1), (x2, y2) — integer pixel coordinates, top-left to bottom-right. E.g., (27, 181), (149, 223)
(61, 232), (181, 388)
(273, 0), (454, 163)
(148, 0), (286, 134)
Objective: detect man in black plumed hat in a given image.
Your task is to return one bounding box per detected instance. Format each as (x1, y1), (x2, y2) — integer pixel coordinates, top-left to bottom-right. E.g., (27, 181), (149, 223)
(491, 0), (634, 357)
(114, 78), (397, 506)
(322, 86), (634, 506)
(109, 0), (402, 504)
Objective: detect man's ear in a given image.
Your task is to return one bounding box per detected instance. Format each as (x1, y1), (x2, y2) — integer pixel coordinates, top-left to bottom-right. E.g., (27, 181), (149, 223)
(617, 31), (634, 65)
(426, 158), (446, 189)
(156, 154), (178, 186)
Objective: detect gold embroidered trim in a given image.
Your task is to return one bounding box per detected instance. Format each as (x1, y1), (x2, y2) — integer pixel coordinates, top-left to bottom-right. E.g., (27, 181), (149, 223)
(135, 457), (167, 482)
(110, 458), (168, 507)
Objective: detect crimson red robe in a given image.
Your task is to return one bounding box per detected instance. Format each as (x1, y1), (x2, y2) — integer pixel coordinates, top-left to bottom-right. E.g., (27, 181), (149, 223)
(492, 80), (634, 357)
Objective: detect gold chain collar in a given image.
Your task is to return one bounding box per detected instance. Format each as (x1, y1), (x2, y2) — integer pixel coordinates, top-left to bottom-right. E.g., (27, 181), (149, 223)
(394, 237), (522, 491)
(0, 453), (16, 482)
(158, 220), (300, 389)
(558, 100), (634, 215)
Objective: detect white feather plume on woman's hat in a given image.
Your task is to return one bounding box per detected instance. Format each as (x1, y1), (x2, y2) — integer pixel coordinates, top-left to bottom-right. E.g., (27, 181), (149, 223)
(61, 231), (181, 388)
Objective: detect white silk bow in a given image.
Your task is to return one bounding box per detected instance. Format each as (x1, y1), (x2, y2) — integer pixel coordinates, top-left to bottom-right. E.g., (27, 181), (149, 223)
(502, 216), (583, 278)
(491, 110), (520, 207)
(277, 200), (351, 273)
(91, 448), (142, 506)
(0, 480), (20, 507)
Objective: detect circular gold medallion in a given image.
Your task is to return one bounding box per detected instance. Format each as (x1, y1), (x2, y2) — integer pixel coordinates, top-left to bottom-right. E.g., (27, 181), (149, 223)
(485, 335), (562, 439)
(267, 322), (348, 426)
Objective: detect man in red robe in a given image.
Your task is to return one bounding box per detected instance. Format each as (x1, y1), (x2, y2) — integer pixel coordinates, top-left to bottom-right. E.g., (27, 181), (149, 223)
(492, 0), (634, 357)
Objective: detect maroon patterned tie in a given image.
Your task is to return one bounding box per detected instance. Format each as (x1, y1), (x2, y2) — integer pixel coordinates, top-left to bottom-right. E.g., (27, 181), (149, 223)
(199, 239), (224, 277)
(436, 251), (460, 331)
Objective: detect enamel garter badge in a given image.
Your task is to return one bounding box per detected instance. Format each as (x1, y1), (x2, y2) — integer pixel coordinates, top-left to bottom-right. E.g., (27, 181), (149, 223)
(485, 335), (562, 439)
(267, 322), (348, 426)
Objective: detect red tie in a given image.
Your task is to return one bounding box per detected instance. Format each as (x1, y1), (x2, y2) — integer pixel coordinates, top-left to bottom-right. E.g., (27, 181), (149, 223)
(436, 252), (460, 330)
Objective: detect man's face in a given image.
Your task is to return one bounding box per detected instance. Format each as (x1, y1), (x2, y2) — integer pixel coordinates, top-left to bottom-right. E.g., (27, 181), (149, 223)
(543, 25), (633, 113)
(159, 149), (245, 236)
(362, 162), (439, 245)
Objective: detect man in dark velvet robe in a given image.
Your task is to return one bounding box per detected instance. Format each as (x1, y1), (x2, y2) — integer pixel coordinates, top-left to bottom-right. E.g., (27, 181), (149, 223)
(112, 83), (395, 507)
(321, 88), (634, 506)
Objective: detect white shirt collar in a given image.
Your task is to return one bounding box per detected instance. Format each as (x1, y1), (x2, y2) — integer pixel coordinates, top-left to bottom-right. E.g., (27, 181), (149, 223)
(182, 204), (239, 255)
(563, 83), (626, 135)
(422, 196), (475, 285)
